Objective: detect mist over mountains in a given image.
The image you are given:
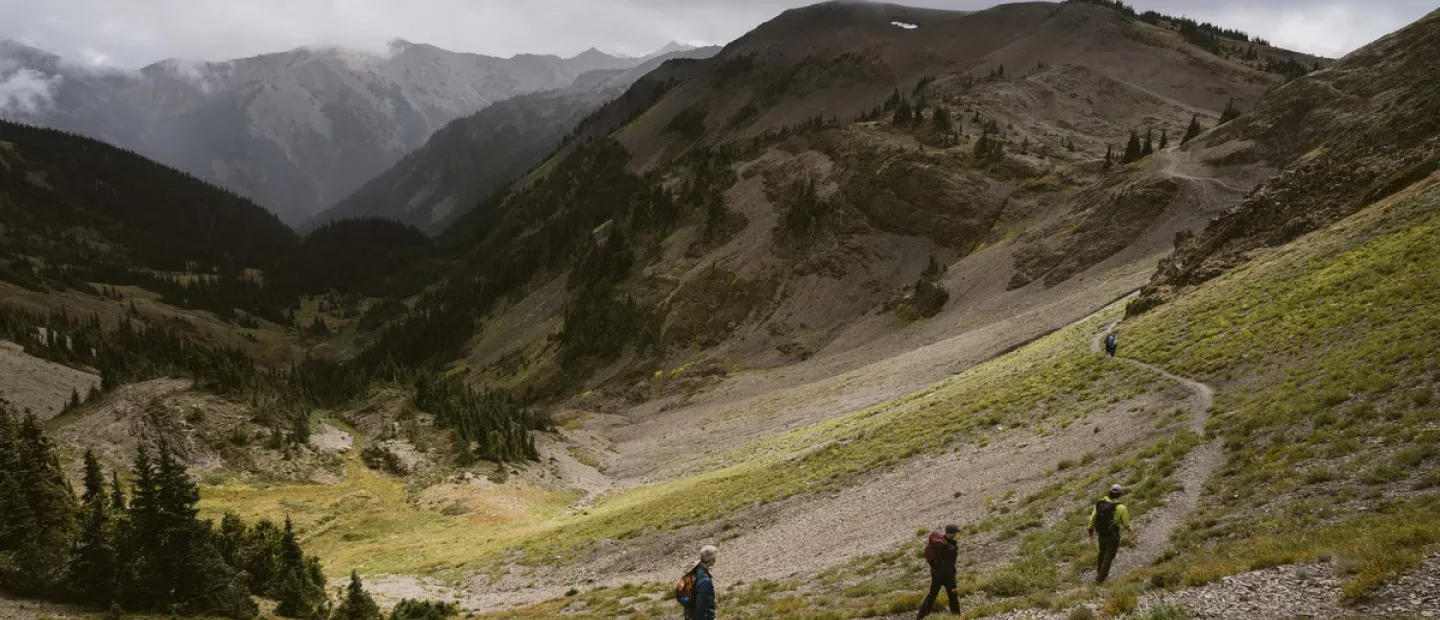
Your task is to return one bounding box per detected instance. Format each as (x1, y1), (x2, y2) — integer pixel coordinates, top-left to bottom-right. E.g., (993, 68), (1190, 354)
(0, 38), (673, 223)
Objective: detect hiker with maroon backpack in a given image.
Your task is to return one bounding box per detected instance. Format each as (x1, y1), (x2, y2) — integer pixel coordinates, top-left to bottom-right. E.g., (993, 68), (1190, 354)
(1087, 484), (1132, 583)
(917, 524), (961, 618)
(675, 545), (717, 619)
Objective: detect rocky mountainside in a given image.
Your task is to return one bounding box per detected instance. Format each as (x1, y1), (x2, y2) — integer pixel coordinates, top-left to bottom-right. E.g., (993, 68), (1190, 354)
(1132, 5), (1440, 312)
(311, 46), (722, 233)
(383, 0), (1326, 407)
(0, 39), (646, 224)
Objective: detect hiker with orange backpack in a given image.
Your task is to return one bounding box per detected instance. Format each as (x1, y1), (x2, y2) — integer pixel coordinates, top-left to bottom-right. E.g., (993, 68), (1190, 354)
(1087, 484), (1132, 583)
(676, 545), (717, 619)
(917, 524), (961, 618)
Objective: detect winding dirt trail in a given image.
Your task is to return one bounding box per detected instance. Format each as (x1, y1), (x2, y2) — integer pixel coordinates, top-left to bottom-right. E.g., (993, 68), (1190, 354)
(1091, 320), (1223, 577)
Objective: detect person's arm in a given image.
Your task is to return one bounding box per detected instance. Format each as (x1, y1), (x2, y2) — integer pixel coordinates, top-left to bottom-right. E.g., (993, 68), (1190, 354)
(1087, 505), (1097, 535)
(695, 572), (715, 620)
(1118, 504), (1131, 532)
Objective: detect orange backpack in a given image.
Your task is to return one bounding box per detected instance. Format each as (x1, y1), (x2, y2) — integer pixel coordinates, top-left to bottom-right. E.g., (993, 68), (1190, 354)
(675, 564), (701, 610)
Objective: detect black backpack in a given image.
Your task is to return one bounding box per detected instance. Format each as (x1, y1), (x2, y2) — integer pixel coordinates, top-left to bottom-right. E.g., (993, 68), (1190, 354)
(1094, 499), (1119, 535)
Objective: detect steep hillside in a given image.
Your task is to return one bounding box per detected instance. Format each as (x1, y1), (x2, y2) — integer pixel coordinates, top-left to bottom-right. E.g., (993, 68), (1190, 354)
(312, 46), (721, 233)
(0, 120), (299, 279)
(0, 39), (647, 223)
(382, 0), (1325, 423)
(1132, 6), (1440, 312)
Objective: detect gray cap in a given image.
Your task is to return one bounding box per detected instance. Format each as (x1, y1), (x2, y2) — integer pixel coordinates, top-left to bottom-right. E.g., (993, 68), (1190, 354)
(944, 523), (960, 534)
(1110, 484), (1124, 496)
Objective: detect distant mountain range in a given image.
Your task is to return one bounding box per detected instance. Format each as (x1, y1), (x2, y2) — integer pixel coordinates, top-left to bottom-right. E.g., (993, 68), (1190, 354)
(309, 45), (721, 233)
(0, 39), (676, 224)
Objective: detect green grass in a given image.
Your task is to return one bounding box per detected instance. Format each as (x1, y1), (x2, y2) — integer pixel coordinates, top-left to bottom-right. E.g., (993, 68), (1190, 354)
(1120, 179), (1440, 597)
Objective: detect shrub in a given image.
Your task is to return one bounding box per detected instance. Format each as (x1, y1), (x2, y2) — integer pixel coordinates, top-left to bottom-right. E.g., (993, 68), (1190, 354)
(1103, 588), (1138, 616)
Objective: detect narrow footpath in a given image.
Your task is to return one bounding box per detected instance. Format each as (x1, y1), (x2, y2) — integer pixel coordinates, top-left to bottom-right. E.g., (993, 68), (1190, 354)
(1090, 320), (1223, 577)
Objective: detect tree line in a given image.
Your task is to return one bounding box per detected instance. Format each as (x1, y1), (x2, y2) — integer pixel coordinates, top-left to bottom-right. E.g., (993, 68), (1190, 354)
(0, 300), (544, 464)
(0, 404), (457, 619)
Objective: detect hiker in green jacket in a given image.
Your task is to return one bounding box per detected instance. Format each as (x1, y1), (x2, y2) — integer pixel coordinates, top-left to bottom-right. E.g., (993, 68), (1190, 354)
(1087, 484), (1131, 583)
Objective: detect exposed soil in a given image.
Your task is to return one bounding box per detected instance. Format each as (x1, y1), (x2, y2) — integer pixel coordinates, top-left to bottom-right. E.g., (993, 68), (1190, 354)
(0, 340), (100, 420)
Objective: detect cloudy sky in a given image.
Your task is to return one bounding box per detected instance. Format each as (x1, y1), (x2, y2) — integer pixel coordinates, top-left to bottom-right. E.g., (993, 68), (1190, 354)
(1, 0), (1433, 68)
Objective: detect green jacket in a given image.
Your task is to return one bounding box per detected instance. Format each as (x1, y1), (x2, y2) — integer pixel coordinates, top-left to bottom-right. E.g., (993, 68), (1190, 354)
(1087, 497), (1131, 534)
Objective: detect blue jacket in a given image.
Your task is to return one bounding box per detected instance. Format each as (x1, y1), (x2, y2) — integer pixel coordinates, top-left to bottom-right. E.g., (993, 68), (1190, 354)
(692, 565), (715, 620)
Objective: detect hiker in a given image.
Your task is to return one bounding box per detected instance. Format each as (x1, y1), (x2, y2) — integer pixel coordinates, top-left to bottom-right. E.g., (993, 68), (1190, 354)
(676, 545), (717, 620)
(1104, 332), (1119, 357)
(1087, 484), (1132, 583)
(918, 524), (961, 619)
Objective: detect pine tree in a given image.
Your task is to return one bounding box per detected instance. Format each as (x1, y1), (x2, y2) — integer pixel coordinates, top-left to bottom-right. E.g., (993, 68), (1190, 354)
(274, 517), (326, 618)
(67, 388), (82, 412)
(109, 471), (127, 512)
(0, 412), (79, 596)
(931, 106), (953, 133)
(71, 466), (119, 606)
(1220, 98), (1241, 123)
(1141, 129), (1154, 157)
(1183, 114), (1203, 143)
(1122, 130), (1143, 163)
(1104, 145), (1114, 171)
(332, 571), (383, 620)
(892, 98), (913, 125)
(1160, 128), (1170, 150)
(82, 449), (106, 505)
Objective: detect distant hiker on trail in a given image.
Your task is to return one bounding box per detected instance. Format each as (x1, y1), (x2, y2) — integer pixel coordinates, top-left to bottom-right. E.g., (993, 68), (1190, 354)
(1104, 332), (1119, 357)
(676, 545), (717, 620)
(1087, 484), (1132, 583)
(918, 524), (961, 619)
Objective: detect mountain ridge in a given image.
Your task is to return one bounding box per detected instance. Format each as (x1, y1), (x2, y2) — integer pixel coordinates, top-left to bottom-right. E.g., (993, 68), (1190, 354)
(0, 38), (647, 223)
(309, 46), (723, 233)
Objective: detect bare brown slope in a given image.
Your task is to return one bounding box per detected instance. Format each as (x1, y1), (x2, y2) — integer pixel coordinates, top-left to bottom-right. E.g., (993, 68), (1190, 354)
(616, 1), (1295, 171)
(1133, 6), (1440, 311)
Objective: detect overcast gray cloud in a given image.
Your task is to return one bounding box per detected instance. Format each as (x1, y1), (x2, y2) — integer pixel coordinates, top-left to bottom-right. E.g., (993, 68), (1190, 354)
(0, 0), (1433, 69)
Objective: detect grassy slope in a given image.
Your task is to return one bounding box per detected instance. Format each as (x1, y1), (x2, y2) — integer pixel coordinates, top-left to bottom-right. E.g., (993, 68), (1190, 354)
(475, 178), (1440, 619)
(192, 174), (1439, 613)
(1122, 175), (1440, 599)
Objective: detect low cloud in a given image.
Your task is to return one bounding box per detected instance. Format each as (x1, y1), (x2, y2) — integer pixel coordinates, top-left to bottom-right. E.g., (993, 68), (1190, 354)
(0, 0), (1433, 69)
(0, 68), (62, 116)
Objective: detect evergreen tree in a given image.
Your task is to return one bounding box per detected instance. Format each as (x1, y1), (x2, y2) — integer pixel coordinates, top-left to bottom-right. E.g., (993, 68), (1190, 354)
(274, 517), (326, 619)
(1122, 130), (1143, 163)
(1183, 114), (1203, 143)
(1104, 145), (1114, 171)
(1141, 129), (1154, 157)
(892, 98), (913, 125)
(82, 449), (106, 505)
(109, 471), (127, 512)
(70, 472), (118, 606)
(1220, 98), (1241, 123)
(332, 571), (383, 620)
(0, 411), (79, 596)
(1160, 128), (1170, 150)
(931, 106), (953, 133)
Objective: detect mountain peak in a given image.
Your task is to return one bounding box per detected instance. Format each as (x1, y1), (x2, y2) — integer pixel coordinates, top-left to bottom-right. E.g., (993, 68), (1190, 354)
(572, 47), (613, 60)
(643, 41), (699, 60)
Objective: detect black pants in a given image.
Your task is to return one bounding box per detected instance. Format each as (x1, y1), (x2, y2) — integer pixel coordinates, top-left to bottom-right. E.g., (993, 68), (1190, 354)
(917, 573), (959, 618)
(1096, 533), (1121, 583)
(1106, 344), (1116, 357)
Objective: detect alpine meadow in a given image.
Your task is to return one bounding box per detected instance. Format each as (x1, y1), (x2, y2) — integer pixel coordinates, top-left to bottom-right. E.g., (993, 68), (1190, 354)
(1, 0), (1438, 619)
